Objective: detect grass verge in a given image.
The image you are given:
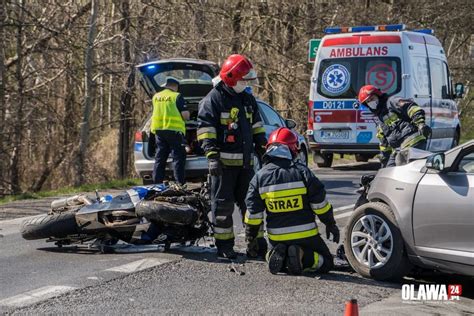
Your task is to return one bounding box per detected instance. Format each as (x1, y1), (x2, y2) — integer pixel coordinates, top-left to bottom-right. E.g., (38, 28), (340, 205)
(0, 178), (141, 205)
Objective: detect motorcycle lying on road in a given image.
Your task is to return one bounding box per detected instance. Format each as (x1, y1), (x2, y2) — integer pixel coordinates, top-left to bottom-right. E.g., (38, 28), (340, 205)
(20, 180), (212, 253)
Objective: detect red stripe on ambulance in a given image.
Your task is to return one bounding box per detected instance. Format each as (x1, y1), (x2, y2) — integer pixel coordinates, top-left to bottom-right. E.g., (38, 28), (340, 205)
(314, 110), (375, 123)
(322, 35), (401, 47)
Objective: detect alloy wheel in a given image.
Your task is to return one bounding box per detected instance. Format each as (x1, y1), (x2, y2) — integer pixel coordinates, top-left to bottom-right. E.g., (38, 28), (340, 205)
(351, 214), (393, 268)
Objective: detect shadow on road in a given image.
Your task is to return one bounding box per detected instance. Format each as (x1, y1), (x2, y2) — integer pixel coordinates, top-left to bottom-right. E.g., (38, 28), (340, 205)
(332, 162), (381, 171)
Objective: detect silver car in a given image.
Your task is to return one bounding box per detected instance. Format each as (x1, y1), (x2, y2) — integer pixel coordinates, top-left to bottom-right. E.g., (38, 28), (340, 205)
(344, 140), (474, 280)
(133, 58), (308, 183)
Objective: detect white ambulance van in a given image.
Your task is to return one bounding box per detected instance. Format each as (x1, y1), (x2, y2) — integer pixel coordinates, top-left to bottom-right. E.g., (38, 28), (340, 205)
(308, 24), (462, 167)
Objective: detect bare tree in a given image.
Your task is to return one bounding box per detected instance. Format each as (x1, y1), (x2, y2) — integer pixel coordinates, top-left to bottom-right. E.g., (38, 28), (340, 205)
(75, 0), (98, 186)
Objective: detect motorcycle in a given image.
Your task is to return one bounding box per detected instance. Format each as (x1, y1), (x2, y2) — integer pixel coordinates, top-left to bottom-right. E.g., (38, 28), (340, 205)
(20, 180), (212, 253)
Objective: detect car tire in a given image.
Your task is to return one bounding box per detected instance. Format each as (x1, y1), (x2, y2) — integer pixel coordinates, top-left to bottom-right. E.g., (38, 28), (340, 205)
(298, 147), (308, 166)
(142, 177), (154, 185)
(313, 152), (333, 168)
(20, 213), (79, 240)
(355, 154), (372, 162)
(344, 202), (411, 281)
(451, 130), (460, 148)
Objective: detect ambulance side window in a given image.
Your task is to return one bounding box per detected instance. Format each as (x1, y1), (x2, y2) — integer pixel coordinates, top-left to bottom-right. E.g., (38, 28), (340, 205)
(412, 57), (430, 98)
(429, 58), (449, 100)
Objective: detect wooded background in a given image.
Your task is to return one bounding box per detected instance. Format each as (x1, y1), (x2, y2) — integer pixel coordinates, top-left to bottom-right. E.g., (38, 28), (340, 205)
(0, 0), (472, 195)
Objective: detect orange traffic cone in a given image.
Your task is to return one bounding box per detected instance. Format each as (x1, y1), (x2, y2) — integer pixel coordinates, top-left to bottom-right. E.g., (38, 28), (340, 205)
(344, 299), (359, 316)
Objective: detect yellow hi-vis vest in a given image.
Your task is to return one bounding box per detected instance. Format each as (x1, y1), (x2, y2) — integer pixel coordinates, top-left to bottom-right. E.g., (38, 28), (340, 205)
(150, 89), (185, 134)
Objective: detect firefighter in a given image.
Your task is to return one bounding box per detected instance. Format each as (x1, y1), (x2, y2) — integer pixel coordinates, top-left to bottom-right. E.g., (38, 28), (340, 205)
(197, 54), (267, 260)
(357, 85), (432, 167)
(151, 77), (190, 185)
(245, 128), (339, 275)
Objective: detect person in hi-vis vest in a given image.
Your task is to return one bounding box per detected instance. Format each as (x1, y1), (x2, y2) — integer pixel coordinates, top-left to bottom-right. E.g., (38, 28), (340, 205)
(150, 77), (190, 185)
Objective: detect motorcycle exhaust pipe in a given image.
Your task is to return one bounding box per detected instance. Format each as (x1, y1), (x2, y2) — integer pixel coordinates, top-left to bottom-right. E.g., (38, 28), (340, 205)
(51, 195), (93, 211)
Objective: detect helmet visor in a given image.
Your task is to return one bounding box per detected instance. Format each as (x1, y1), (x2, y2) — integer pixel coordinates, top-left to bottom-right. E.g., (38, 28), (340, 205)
(241, 68), (259, 86)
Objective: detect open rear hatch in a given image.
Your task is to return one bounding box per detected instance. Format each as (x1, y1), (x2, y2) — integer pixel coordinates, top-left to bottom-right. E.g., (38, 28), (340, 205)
(136, 59), (219, 158)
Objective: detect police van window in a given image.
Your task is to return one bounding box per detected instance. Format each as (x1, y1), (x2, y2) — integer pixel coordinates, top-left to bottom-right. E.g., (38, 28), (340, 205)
(412, 57), (430, 97)
(258, 102), (284, 127)
(317, 57), (401, 99)
(429, 58), (449, 99)
(154, 70), (212, 87)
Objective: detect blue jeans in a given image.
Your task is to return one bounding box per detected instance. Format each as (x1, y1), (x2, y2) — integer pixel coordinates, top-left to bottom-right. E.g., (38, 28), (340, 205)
(153, 130), (186, 185)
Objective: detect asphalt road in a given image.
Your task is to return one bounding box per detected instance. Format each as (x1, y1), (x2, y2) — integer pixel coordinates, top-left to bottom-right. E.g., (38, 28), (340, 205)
(1, 162), (472, 314)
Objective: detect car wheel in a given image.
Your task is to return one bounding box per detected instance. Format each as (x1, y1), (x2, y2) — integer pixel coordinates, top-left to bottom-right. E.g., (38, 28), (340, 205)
(355, 154), (372, 162)
(344, 202), (411, 281)
(451, 130), (460, 148)
(313, 152), (333, 168)
(298, 147), (308, 166)
(142, 177), (154, 185)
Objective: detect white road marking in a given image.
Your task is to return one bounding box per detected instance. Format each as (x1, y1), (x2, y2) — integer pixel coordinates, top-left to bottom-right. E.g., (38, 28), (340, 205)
(0, 286), (76, 307)
(333, 204), (355, 213)
(105, 258), (174, 273)
(0, 215), (41, 237)
(334, 204), (355, 219)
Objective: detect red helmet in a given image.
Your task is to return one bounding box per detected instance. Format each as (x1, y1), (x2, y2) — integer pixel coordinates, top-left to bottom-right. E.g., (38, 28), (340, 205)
(358, 85), (382, 104)
(267, 127), (299, 154)
(219, 54), (256, 87)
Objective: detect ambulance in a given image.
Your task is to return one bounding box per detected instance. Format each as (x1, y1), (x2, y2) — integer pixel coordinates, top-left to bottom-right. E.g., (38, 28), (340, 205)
(307, 24), (463, 167)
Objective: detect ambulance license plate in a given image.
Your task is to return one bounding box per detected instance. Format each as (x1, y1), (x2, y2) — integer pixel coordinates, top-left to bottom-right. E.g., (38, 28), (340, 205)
(321, 130), (350, 139)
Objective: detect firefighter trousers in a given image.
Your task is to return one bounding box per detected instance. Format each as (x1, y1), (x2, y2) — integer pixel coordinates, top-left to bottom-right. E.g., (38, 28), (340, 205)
(211, 167), (257, 249)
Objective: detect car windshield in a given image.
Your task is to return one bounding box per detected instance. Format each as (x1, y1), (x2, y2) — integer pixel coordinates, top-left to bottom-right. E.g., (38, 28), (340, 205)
(317, 57), (401, 99)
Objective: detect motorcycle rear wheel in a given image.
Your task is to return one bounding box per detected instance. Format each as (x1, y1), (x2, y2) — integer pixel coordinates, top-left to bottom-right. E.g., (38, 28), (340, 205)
(20, 212), (79, 240)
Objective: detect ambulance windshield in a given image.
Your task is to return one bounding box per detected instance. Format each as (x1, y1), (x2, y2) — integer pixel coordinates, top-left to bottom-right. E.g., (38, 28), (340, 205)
(317, 57), (401, 99)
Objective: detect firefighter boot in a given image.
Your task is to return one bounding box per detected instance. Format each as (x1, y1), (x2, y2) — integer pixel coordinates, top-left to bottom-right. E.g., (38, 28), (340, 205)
(287, 245), (304, 275)
(267, 244), (287, 274)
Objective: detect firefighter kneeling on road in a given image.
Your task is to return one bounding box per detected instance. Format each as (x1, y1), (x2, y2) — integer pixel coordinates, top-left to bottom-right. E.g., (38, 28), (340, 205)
(244, 128), (339, 275)
(357, 85), (431, 167)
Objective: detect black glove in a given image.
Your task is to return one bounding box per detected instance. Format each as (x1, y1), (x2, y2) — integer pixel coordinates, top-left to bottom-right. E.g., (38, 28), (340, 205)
(245, 236), (259, 258)
(208, 158), (222, 177)
(325, 224), (340, 244)
(418, 124), (432, 138)
(255, 145), (266, 160)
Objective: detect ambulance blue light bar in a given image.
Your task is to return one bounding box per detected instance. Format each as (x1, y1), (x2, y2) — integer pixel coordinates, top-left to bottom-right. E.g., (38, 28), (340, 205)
(413, 29), (434, 35)
(324, 24), (406, 34)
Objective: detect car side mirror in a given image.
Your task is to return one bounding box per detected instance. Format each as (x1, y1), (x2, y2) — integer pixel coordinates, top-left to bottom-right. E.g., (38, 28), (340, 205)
(425, 153), (445, 171)
(285, 119), (297, 129)
(454, 83), (464, 99)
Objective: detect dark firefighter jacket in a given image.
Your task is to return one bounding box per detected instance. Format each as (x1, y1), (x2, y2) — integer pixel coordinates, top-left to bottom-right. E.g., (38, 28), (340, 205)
(197, 82), (267, 168)
(374, 95), (427, 155)
(244, 145), (336, 242)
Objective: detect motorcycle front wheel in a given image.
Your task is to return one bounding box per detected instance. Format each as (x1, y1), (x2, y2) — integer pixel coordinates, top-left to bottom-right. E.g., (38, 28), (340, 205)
(20, 212), (79, 240)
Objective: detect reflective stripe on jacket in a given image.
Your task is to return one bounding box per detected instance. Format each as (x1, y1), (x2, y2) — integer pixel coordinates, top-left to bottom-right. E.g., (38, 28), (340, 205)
(374, 95), (426, 150)
(197, 83), (267, 168)
(151, 89), (185, 134)
(244, 147), (336, 242)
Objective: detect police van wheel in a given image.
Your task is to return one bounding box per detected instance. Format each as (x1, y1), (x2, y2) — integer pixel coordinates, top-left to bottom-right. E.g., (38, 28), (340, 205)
(313, 152), (333, 168)
(344, 202), (411, 281)
(355, 154), (371, 162)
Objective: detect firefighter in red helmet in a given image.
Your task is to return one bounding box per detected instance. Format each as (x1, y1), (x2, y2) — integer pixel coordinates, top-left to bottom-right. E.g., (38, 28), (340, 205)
(245, 127), (339, 275)
(358, 85), (431, 167)
(197, 54), (267, 260)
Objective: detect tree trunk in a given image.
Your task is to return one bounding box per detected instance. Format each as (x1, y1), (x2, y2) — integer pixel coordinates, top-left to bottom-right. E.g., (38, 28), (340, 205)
(194, 0), (208, 59)
(10, 0), (25, 194)
(231, 1), (243, 53)
(0, 0), (6, 194)
(75, 0), (98, 186)
(117, 0), (134, 179)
